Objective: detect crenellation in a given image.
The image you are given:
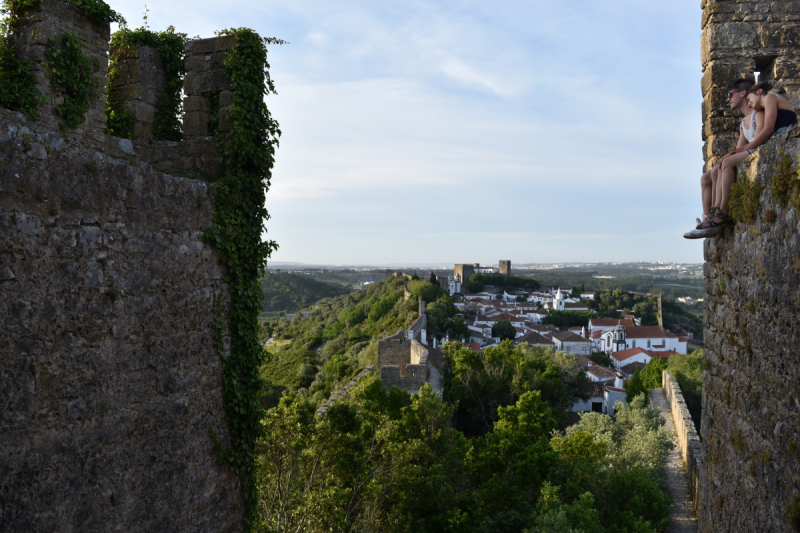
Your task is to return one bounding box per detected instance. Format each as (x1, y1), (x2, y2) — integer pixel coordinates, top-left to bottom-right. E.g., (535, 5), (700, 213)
(108, 44), (166, 144)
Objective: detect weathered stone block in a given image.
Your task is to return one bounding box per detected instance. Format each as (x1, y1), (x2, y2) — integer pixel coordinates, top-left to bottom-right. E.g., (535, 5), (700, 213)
(186, 35), (237, 55)
(701, 59), (756, 95)
(702, 22), (760, 63)
(183, 111), (208, 137)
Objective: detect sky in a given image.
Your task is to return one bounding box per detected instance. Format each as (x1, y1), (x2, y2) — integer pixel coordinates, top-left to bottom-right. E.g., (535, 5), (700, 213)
(111, 0), (705, 266)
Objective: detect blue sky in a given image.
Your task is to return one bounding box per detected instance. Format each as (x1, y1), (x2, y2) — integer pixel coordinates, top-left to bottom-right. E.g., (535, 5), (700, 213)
(113, 0), (704, 265)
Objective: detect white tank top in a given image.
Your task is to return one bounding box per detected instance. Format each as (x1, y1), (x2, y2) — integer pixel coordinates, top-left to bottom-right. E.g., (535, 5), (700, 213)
(741, 112), (757, 142)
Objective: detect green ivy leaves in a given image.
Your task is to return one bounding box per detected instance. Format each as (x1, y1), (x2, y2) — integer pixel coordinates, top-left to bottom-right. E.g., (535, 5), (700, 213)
(44, 33), (99, 130)
(204, 28), (284, 531)
(107, 25), (187, 141)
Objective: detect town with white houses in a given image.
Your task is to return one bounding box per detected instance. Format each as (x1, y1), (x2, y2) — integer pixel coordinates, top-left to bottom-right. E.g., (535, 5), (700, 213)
(393, 260), (690, 417)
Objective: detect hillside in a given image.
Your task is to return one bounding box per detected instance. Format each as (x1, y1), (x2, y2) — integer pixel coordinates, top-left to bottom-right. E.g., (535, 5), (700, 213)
(260, 272), (351, 312)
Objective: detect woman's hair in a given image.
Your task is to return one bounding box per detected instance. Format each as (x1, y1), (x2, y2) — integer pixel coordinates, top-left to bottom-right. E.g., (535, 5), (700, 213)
(747, 81), (773, 95)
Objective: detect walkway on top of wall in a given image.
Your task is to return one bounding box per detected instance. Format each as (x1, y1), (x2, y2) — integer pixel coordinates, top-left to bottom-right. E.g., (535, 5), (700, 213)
(650, 388), (698, 533)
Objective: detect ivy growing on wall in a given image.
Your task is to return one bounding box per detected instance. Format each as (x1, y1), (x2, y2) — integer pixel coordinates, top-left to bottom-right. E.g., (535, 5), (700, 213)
(44, 32), (99, 129)
(107, 25), (187, 140)
(203, 27), (284, 531)
(0, 0), (123, 120)
(0, 0), (41, 117)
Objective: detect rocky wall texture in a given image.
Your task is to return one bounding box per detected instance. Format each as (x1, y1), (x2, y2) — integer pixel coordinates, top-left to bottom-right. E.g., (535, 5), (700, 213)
(663, 371), (703, 517)
(0, 110), (243, 531)
(701, 0), (800, 169)
(700, 126), (800, 532)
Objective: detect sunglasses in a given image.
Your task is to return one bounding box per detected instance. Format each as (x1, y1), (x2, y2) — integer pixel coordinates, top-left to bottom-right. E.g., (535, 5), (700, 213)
(727, 90), (745, 99)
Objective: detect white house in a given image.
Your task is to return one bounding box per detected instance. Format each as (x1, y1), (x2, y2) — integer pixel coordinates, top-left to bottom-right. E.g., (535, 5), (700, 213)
(581, 291), (596, 300)
(598, 324), (687, 354)
(573, 381), (606, 413)
(528, 292), (554, 305)
(551, 331), (593, 356)
(474, 266), (498, 274)
(573, 380), (627, 416)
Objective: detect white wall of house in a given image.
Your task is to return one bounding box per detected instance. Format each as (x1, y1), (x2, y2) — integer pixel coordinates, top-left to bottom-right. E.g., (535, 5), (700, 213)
(605, 389), (627, 416)
(611, 351), (652, 370)
(572, 396), (605, 413)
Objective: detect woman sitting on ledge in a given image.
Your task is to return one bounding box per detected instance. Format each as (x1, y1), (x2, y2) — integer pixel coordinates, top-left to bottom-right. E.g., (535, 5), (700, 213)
(700, 82), (797, 233)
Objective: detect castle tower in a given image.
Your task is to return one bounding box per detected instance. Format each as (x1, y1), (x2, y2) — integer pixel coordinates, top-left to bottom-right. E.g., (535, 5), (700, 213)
(499, 260), (511, 276)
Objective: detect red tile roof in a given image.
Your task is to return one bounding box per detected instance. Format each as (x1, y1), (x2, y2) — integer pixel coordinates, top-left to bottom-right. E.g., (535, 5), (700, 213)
(590, 318), (636, 328)
(624, 326), (668, 339)
(516, 331), (555, 346)
(610, 347), (648, 362)
(587, 381), (605, 397)
(553, 331), (593, 343)
(466, 343), (482, 353)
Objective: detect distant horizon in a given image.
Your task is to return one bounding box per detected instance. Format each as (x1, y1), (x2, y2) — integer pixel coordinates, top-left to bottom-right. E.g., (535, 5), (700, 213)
(267, 260), (704, 269)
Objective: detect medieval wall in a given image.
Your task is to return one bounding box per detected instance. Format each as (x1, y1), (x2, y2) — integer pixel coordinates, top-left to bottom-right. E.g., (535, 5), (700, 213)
(0, 2), (247, 531)
(701, 0), (800, 169)
(663, 371), (703, 516)
(700, 127), (800, 532)
(377, 332), (429, 392)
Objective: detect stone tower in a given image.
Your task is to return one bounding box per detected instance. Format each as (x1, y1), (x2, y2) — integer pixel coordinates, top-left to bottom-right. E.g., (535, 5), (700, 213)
(454, 264), (476, 287)
(499, 260), (511, 276)
(701, 0), (800, 170)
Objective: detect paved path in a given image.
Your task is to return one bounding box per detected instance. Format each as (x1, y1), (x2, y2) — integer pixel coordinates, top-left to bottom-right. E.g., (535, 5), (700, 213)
(649, 388), (698, 533)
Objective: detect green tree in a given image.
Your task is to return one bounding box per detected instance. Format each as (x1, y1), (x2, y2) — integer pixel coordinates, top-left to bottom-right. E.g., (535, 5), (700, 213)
(625, 369), (647, 403)
(492, 320), (516, 341)
(407, 280), (445, 302)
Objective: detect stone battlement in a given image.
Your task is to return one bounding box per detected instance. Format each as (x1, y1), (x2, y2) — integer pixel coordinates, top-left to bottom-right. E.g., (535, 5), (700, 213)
(5, 0), (239, 180)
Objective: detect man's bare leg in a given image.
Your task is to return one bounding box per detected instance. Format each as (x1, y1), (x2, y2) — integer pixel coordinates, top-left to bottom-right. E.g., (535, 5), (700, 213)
(713, 151), (752, 220)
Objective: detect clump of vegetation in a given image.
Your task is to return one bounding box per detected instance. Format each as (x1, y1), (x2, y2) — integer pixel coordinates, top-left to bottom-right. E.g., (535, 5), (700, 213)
(256, 362), (673, 532)
(44, 32), (99, 129)
(467, 272), (540, 293)
(107, 25), (188, 140)
(589, 289), (660, 325)
(728, 175), (764, 224)
(625, 356), (667, 402)
(769, 153), (799, 208)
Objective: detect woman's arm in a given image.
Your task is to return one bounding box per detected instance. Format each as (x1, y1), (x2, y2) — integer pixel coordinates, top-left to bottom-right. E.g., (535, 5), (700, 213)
(741, 95), (778, 150)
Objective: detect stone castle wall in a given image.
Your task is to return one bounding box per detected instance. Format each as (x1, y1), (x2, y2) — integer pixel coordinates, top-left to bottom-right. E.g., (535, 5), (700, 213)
(0, 1), (250, 531)
(701, 0), (800, 170)
(700, 126), (800, 532)
(663, 371), (703, 516)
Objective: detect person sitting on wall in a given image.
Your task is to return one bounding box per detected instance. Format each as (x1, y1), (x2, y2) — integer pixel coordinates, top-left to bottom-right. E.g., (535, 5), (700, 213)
(684, 78), (755, 239)
(694, 81), (797, 235)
